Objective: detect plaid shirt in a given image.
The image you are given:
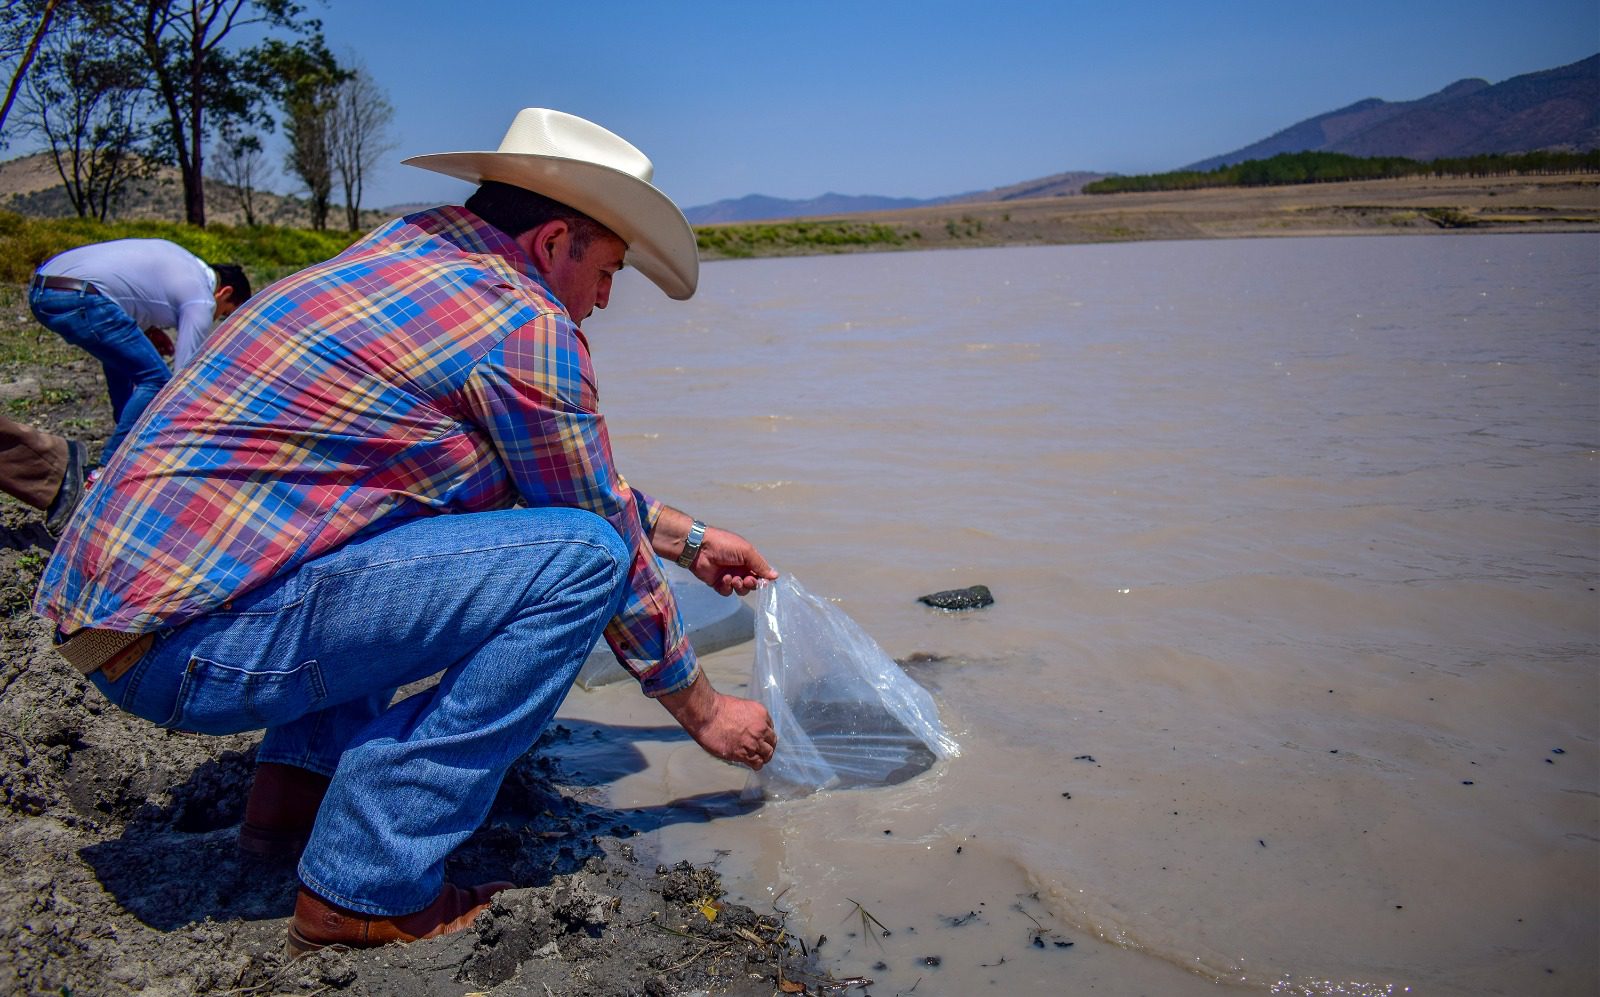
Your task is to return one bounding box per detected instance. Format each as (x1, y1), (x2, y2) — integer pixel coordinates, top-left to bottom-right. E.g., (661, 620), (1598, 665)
(35, 206), (696, 696)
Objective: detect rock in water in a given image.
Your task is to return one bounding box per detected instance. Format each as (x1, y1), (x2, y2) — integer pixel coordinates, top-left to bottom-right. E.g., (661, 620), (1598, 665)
(917, 585), (994, 610)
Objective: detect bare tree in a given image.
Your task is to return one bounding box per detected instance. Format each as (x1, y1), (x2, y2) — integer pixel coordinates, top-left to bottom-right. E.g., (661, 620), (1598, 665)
(212, 124), (265, 224)
(329, 65), (393, 231)
(283, 77), (335, 229)
(21, 22), (151, 219)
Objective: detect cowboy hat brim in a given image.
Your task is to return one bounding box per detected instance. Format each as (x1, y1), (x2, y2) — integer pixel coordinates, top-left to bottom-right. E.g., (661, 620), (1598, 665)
(403, 151), (699, 301)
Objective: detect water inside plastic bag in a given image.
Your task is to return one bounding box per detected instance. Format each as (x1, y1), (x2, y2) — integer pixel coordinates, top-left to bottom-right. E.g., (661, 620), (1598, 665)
(747, 574), (957, 800)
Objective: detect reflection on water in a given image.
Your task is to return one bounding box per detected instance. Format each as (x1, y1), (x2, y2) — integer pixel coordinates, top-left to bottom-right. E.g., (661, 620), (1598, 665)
(559, 234), (1600, 996)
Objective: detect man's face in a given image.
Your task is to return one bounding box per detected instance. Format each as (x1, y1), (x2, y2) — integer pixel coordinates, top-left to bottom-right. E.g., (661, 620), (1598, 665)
(213, 287), (240, 322)
(544, 229), (627, 326)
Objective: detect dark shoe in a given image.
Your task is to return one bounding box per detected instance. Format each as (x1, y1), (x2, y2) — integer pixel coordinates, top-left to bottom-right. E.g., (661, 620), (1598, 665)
(285, 880), (513, 957)
(239, 763), (331, 859)
(44, 439), (85, 537)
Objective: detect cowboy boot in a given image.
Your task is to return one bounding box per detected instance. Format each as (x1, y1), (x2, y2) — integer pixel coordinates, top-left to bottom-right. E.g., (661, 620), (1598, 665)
(239, 762), (331, 859)
(285, 880), (514, 957)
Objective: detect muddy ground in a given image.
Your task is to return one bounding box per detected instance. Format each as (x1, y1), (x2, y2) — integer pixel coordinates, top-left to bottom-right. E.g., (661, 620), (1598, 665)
(0, 344), (857, 996)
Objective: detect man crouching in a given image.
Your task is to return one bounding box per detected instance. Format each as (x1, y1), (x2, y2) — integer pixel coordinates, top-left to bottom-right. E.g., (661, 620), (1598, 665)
(34, 108), (777, 955)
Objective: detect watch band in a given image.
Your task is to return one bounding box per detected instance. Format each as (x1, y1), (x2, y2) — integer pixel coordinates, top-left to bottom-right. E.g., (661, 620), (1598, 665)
(676, 519), (707, 568)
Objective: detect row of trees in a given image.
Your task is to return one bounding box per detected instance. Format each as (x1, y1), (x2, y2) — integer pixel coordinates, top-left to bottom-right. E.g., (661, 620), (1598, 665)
(1083, 149), (1600, 195)
(0, 0), (394, 228)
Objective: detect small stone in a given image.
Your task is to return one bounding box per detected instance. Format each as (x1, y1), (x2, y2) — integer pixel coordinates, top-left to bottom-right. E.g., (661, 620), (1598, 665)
(0, 378), (40, 403)
(917, 585), (994, 611)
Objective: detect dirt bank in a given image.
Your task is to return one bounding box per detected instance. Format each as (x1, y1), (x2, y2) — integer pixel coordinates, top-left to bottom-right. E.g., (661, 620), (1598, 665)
(0, 355), (850, 996)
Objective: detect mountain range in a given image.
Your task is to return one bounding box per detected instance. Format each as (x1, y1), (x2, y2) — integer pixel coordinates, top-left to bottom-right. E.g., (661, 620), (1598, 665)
(680, 172), (1108, 224)
(684, 53), (1600, 223)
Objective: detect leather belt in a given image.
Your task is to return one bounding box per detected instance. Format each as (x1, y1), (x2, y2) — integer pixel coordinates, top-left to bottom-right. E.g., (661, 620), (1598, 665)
(56, 628), (153, 682)
(32, 274), (101, 295)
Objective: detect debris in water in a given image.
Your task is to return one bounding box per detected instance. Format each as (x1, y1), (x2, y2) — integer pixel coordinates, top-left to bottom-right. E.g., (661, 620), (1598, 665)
(921, 955), (942, 967)
(1073, 755), (1096, 763)
(917, 585), (994, 611)
(846, 899), (893, 939)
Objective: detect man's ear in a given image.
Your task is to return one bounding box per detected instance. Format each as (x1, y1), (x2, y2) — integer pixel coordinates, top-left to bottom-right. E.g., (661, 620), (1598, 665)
(520, 219), (571, 276)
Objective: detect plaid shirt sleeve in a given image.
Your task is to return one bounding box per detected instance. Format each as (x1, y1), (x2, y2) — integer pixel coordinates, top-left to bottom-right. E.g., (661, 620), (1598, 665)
(461, 310), (697, 697)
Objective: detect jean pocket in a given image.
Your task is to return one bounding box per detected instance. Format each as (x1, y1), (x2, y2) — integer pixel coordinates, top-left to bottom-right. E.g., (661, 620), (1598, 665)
(167, 655), (328, 735)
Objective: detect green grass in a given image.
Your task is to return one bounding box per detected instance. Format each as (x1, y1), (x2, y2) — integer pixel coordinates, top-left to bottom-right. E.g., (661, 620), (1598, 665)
(0, 285), (77, 367)
(0, 211), (362, 287)
(696, 219), (909, 258)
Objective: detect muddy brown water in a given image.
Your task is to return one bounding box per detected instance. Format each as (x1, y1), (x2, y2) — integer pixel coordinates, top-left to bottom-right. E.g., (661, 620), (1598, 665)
(559, 233), (1599, 996)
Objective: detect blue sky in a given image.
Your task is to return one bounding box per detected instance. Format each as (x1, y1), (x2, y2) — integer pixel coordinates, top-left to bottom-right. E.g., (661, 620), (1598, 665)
(56, 1), (1600, 210)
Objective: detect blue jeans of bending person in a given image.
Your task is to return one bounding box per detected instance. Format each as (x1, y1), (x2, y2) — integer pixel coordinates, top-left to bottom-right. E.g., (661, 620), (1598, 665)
(86, 507), (630, 916)
(28, 285), (172, 464)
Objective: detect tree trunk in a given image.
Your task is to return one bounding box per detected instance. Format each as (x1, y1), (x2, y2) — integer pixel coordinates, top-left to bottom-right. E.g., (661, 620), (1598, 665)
(0, 0), (61, 137)
(184, 20), (205, 226)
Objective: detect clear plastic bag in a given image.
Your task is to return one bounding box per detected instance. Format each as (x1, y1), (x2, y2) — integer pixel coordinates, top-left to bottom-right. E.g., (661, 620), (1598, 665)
(745, 574), (959, 800)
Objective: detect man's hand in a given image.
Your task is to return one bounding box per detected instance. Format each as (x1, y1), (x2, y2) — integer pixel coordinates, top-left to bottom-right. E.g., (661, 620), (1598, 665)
(145, 327), (175, 358)
(657, 673), (777, 770)
(690, 525), (777, 596)
(652, 508), (778, 596)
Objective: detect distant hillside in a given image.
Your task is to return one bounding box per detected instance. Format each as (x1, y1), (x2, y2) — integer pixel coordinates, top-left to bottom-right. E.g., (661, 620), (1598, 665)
(684, 192), (939, 224)
(940, 171), (1108, 204)
(1186, 53), (1600, 172)
(0, 151), (397, 229)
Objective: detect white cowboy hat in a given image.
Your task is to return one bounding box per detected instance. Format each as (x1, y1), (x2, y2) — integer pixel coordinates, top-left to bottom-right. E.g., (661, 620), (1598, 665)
(403, 108), (699, 300)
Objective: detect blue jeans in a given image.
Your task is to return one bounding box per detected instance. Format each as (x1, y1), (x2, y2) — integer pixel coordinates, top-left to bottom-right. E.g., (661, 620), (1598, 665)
(88, 507), (629, 915)
(29, 285), (172, 464)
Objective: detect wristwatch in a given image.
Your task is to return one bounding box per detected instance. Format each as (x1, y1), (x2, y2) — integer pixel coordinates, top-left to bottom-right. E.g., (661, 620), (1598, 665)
(676, 519), (707, 568)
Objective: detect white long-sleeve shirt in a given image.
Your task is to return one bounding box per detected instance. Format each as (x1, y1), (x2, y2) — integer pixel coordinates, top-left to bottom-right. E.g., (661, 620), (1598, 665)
(40, 239), (218, 369)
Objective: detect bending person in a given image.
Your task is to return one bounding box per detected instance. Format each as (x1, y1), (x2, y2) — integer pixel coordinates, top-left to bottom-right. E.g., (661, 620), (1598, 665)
(36, 108), (778, 957)
(28, 239), (251, 462)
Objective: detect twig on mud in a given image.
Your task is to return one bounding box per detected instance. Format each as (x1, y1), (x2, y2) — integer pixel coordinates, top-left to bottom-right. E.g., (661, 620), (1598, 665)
(662, 939), (731, 973)
(646, 918), (701, 940)
(205, 947), (352, 997)
(782, 965), (876, 992)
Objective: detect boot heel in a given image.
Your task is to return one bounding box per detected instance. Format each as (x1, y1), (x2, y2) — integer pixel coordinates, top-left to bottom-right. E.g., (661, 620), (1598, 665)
(283, 924), (326, 960)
